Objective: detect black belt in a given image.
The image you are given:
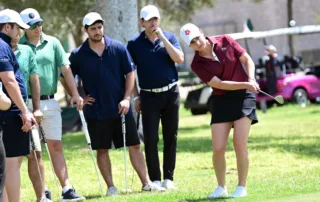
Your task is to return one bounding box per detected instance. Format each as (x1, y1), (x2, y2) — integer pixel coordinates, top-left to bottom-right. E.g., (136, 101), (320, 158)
(29, 95), (54, 100)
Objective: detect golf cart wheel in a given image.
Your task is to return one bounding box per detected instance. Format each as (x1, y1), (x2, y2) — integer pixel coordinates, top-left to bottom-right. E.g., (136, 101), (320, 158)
(293, 88), (308, 107)
(191, 108), (208, 115)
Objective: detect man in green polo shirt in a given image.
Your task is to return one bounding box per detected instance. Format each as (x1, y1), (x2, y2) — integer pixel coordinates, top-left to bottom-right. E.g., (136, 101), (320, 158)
(11, 33), (54, 202)
(20, 8), (85, 202)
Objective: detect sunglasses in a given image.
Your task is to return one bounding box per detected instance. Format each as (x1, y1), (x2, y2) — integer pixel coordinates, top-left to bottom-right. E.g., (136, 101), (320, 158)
(29, 21), (43, 30)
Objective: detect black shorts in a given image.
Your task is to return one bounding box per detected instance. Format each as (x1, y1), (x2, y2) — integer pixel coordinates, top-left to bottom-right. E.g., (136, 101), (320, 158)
(87, 114), (140, 150)
(0, 116), (31, 157)
(210, 89), (258, 125)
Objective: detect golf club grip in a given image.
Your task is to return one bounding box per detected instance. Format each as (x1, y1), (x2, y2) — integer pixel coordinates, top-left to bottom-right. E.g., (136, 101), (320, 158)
(121, 115), (126, 134)
(78, 110), (91, 144)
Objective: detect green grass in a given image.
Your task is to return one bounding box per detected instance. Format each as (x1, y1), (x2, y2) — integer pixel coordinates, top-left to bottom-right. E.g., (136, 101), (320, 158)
(20, 104), (320, 202)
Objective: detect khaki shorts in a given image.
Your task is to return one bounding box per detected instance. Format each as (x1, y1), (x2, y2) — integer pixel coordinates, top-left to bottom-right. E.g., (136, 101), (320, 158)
(28, 99), (62, 141)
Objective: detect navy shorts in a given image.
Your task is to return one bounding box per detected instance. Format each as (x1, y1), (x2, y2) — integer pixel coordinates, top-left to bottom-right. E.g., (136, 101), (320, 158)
(0, 116), (31, 157)
(86, 114), (140, 150)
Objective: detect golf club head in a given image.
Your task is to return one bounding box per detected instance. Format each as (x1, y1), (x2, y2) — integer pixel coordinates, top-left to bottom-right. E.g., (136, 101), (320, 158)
(275, 95), (284, 104)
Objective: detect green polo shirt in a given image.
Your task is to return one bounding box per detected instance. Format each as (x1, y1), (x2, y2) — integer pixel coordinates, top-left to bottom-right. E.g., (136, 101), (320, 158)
(14, 44), (38, 97)
(19, 33), (69, 95)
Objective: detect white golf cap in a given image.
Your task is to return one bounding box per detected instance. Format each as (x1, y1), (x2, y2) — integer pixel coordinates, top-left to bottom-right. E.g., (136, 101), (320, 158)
(140, 5), (160, 21)
(0, 9), (29, 29)
(20, 8), (43, 25)
(180, 23), (201, 46)
(83, 12), (104, 26)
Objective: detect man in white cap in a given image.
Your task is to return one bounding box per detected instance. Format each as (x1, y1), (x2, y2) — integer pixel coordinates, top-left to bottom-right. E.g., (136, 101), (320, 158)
(0, 8), (37, 202)
(60, 12), (165, 196)
(19, 8), (85, 202)
(127, 5), (184, 190)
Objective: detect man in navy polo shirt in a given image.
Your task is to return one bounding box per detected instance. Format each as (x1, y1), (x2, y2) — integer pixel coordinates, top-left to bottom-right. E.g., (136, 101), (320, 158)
(60, 12), (165, 196)
(127, 5), (184, 190)
(0, 9), (37, 202)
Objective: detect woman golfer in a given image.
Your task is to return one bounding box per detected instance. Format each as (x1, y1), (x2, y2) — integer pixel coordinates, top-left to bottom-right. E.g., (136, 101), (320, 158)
(180, 23), (259, 199)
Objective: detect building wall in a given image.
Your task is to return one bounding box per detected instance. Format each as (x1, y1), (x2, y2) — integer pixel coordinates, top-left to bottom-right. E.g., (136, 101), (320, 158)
(183, 0), (320, 66)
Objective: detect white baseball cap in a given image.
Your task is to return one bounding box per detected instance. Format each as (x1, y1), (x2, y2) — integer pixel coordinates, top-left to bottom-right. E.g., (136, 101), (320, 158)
(0, 9), (29, 29)
(180, 23), (202, 46)
(140, 5), (160, 21)
(20, 8), (43, 25)
(83, 12), (104, 26)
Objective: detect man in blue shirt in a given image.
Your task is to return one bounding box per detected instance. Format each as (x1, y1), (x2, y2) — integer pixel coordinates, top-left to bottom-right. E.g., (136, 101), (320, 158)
(60, 12), (165, 196)
(0, 8), (37, 202)
(127, 5), (184, 190)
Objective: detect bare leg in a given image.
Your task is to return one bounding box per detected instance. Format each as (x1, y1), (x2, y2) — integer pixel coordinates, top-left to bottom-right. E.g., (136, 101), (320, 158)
(211, 122), (233, 187)
(128, 144), (148, 185)
(5, 157), (23, 202)
(47, 140), (70, 187)
(27, 151), (46, 200)
(97, 149), (114, 188)
(2, 187), (8, 202)
(233, 117), (252, 187)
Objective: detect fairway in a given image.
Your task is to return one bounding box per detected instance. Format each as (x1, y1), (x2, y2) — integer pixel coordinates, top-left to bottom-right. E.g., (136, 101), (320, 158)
(20, 104), (320, 202)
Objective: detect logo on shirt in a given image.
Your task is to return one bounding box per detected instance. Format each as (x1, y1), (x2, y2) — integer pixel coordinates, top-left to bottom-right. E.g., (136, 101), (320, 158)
(185, 30), (191, 35)
(0, 58), (9, 62)
(221, 47), (227, 51)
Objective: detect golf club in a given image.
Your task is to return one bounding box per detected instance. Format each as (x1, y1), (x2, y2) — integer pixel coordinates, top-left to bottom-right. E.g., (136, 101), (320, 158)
(78, 110), (104, 196)
(259, 90), (284, 104)
(30, 131), (45, 195)
(38, 125), (61, 194)
(121, 115), (132, 193)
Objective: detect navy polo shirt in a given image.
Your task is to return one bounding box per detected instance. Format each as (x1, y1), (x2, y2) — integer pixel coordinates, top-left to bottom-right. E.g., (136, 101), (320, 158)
(69, 36), (135, 120)
(127, 31), (181, 89)
(0, 32), (27, 116)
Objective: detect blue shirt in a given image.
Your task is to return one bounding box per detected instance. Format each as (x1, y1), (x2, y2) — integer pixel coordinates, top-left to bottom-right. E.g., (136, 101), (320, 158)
(127, 31), (181, 89)
(69, 36), (135, 120)
(0, 32), (27, 116)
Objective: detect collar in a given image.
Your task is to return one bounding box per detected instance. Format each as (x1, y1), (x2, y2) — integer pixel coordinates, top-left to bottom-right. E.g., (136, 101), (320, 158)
(83, 35), (112, 50)
(20, 32), (48, 45)
(0, 32), (12, 45)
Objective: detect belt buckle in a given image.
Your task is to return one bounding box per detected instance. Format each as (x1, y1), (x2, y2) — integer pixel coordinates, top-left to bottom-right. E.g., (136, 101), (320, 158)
(153, 88), (162, 93)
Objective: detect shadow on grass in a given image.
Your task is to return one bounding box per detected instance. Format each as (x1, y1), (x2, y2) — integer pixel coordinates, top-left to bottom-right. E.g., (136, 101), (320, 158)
(179, 124), (209, 133)
(180, 198), (229, 202)
(84, 194), (105, 200)
(248, 135), (320, 158)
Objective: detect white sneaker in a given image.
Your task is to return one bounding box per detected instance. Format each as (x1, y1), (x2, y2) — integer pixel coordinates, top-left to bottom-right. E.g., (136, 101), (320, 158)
(38, 197), (53, 202)
(142, 181), (166, 192)
(107, 186), (118, 196)
(230, 186), (247, 198)
(152, 180), (162, 187)
(162, 179), (177, 190)
(207, 186), (228, 199)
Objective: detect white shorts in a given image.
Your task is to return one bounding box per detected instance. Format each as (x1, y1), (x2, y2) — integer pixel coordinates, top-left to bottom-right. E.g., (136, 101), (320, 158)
(28, 99), (62, 141)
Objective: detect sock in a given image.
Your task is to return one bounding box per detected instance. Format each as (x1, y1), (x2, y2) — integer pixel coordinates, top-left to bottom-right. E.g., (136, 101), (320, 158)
(62, 185), (72, 193)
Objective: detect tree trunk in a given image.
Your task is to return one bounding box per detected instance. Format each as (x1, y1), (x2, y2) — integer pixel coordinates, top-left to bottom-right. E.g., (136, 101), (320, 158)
(95, 0), (139, 44)
(287, 0), (294, 56)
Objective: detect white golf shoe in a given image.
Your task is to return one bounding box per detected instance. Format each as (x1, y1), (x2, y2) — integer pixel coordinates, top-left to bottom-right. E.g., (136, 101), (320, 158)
(230, 186), (247, 198)
(207, 186), (228, 199)
(152, 180), (162, 187)
(162, 179), (177, 190)
(142, 181), (166, 192)
(107, 186), (118, 196)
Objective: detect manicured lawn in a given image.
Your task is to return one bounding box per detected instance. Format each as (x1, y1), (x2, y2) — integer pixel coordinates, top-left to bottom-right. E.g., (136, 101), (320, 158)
(20, 104), (320, 201)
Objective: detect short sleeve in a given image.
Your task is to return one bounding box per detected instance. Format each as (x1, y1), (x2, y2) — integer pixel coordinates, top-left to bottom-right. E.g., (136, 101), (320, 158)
(28, 49), (38, 75)
(53, 38), (70, 68)
(169, 34), (182, 51)
(224, 35), (246, 58)
(120, 44), (135, 75)
(68, 52), (79, 77)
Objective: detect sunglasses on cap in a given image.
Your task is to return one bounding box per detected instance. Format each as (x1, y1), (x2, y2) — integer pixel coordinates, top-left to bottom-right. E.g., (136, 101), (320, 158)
(190, 36), (200, 45)
(29, 21), (43, 30)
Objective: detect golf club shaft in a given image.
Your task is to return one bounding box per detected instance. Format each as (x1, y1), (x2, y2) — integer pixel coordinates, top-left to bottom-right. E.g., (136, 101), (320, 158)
(39, 125), (61, 194)
(122, 115), (129, 192)
(259, 90), (277, 101)
(78, 110), (104, 196)
(30, 134), (45, 193)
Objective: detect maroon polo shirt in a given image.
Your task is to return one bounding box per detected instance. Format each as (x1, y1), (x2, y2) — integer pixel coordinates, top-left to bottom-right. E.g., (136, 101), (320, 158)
(191, 35), (248, 95)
